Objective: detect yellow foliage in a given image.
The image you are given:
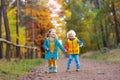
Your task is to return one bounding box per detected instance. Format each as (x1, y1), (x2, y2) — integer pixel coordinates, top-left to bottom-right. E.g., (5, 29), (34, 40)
(7, 7), (16, 16)
(65, 10), (71, 19)
(63, 2), (67, 7)
(2, 32), (6, 37)
(115, 2), (120, 10)
(36, 2), (41, 6)
(23, 8), (39, 17)
(21, 1), (67, 55)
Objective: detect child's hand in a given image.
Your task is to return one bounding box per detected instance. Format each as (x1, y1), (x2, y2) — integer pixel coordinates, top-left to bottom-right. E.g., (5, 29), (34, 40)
(46, 48), (49, 51)
(80, 45), (83, 48)
(63, 49), (67, 53)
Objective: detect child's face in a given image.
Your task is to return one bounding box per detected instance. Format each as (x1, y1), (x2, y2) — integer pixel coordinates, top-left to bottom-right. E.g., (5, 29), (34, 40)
(69, 33), (74, 39)
(50, 30), (56, 38)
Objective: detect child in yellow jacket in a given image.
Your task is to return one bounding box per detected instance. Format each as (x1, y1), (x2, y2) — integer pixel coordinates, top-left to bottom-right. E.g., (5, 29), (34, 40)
(65, 30), (83, 71)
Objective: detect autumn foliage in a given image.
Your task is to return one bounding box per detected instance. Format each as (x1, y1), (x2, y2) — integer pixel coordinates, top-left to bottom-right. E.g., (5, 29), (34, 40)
(22, 2), (53, 57)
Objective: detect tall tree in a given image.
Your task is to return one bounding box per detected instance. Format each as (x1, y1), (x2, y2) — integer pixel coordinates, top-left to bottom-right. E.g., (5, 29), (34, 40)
(111, 1), (120, 45)
(0, 1), (3, 59)
(1, 0), (11, 59)
(93, 0), (120, 48)
(16, 0), (21, 58)
(94, 0), (108, 47)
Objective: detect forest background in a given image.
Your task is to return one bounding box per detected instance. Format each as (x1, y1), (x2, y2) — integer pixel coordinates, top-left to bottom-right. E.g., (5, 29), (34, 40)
(0, 0), (120, 59)
(0, 0), (120, 79)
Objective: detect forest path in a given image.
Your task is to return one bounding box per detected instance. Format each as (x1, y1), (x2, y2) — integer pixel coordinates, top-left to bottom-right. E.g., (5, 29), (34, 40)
(17, 57), (120, 80)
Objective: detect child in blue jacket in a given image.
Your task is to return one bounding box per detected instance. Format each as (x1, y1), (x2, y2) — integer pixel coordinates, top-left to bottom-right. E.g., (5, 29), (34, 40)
(44, 29), (66, 73)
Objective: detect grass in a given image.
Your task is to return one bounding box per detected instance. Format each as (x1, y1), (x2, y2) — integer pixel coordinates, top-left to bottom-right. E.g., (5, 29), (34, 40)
(80, 49), (120, 64)
(0, 58), (45, 80)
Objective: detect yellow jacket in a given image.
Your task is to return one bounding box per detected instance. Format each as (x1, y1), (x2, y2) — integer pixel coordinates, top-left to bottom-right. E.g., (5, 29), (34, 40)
(66, 38), (80, 54)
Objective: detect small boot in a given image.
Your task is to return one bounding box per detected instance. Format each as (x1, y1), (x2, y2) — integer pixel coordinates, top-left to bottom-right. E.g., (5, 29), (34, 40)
(53, 66), (57, 73)
(76, 68), (80, 72)
(66, 68), (70, 72)
(48, 66), (53, 73)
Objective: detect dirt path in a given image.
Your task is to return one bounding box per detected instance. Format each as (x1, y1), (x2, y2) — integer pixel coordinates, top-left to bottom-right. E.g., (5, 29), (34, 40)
(17, 57), (120, 80)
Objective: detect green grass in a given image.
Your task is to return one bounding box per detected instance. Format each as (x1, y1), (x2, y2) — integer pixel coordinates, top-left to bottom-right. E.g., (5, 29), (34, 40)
(81, 49), (120, 64)
(0, 58), (45, 80)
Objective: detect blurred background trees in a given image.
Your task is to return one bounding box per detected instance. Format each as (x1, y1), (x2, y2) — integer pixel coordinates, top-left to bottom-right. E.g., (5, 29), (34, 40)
(64, 0), (120, 52)
(0, 0), (120, 59)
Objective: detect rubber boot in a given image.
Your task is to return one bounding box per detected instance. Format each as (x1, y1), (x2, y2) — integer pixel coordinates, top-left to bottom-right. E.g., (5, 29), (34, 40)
(53, 66), (57, 73)
(48, 66), (53, 73)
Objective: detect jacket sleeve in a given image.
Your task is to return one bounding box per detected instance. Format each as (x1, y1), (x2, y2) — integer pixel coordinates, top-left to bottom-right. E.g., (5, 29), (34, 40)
(78, 39), (83, 47)
(57, 40), (65, 51)
(64, 41), (68, 51)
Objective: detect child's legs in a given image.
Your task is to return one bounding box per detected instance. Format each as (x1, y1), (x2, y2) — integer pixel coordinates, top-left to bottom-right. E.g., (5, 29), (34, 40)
(48, 58), (53, 66)
(51, 58), (57, 66)
(48, 58), (57, 66)
(67, 54), (73, 69)
(74, 54), (80, 69)
(51, 58), (57, 72)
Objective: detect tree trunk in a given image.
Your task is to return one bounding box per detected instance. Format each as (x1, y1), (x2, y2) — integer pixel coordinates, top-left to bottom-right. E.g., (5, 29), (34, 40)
(16, 0), (21, 58)
(94, 0), (107, 47)
(2, 0), (11, 60)
(93, 25), (100, 49)
(104, 18), (109, 47)
(0, 4), (3, 59)
(100, 23), (107, 47)
(111, 2), (120, 45)
(94, 0), (100, 9)
(30, 0), (34, 59)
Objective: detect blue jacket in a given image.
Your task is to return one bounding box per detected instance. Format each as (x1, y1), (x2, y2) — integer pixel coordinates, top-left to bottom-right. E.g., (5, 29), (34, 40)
(44, 38), (65, 60)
